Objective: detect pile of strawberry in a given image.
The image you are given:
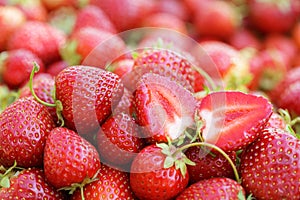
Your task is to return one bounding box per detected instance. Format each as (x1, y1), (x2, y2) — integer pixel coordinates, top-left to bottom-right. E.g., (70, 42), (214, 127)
(1, 0), (300, 199)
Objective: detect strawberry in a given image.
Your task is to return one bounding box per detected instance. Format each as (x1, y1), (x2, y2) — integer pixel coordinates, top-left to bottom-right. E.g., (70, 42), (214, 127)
(185, 146), (236, 183)
(19, 73), (57, 124)
(176, 177), (246, 199)
(0, 168), (66, 199)
(153, 0), (190, 21)
(239, 128), (300, 199)
(46, 60), (68, 76)
(269, 66), (300, 116)
(71, 164), (136, 200)
(133, 73), (197, 143)
(0, 6), (26, 51)
(197, 91), (273, 152)
(199, 40), (251, 90)
(61, 27), (126, 67)
(1, 49), (45, 89)
(228, 28), (262, 50)
(192, 0), (241, 40)
(90, 0), (156, 31)
(122, 48), (202, 93)
(9, 0), (48, 21)
(97, 113), (145, 167)
(264, 34), (298, 69)
(141, 12), (188, 34)
(7, 21), (66, 65)
(266, 112), (286, 130)
(248, 48), (288, 91)
(246, 0), (300, 33)
(55, 65), (124, 134)
(130, 144), (189, 200)
(43, 127), (101, 189)
(108, 58), (134, 78)
(73, 5), (116, 33)
(0, 97), (55, 168)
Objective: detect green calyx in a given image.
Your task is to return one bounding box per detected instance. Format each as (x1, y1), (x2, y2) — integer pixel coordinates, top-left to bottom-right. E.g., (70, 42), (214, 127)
(157, 138), (241, 183)
(0, 161), (23, 189)
(58, 169), (100, 200)
(278, 109), (300, 139)
(60, 40), (82, 66)
(29, 62), (65, 126)
(156, 138), (195, 177)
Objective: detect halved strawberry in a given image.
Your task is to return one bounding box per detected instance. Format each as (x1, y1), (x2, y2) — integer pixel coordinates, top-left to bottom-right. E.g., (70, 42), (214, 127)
(134, 73), (197, 143)
(197, 91), (272, 152)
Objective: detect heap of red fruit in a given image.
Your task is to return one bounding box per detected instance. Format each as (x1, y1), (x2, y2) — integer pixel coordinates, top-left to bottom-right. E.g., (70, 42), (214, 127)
(0, 0), (300, 199)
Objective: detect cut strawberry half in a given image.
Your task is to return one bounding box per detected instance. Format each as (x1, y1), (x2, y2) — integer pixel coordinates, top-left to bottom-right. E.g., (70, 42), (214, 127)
(134, 73), (198, 143)
(198, 91), (273, 152)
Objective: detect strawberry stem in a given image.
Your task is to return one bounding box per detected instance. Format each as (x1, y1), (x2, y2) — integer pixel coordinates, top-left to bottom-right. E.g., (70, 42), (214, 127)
(29, 62), (65, 126)
(178, 142), (240, 183)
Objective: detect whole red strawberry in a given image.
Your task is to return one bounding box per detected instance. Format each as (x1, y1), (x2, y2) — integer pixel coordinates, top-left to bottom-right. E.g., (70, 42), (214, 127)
(134, 73), (197, 143)
(71, 164), (135, 200)
(130, 144), (189, 200)
(176, 177), (246, 200)
(0, 97), (55, 168)
(197, 91), (273, 152)
(185, 146), (236, 183)
(0, 168), (66, 199)
(61, 27), (126, 67)
(192, 0), (241, 40)
(239, 128), (300, 199)
(7, 21), (66, 65)
(247, 0), (300, 33)
(198, 40), (251, 90)
(141, 13), (188, 34)
(90, 0), (156, 31)
(0, 6), (26, 51)
(123, 49), (202, 92)
(269, 66), (300, 116)
(97, 113), (145, 166)
(55, 65), (124, 134)
(1, 49), (45, 89)
(73, 5), (116, 33)
(11, 0), (48, 21)
(43, 127), (101, 189)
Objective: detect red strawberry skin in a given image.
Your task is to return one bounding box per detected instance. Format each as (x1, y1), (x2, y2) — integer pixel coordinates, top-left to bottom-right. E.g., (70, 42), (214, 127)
(97, 113), (145, 166)
(73, 5), (116, 33)
(198, 91), (272, 152)
(130, 144), (189, 200)
(176, 177), (246, 200)
(247, 0), (300, 33)
(185, 146), (236, 183)
(43, 127), (101, 189)
(134, 73), (197, 143)
(0, 6), (26, 51)
(71, 164), (136, 200)
(0, 168), (66, 200)
(239, 128), (300, 199)
(0, 97), (55, 168)
(7, 21), (66, 64)
(2, 49), (45, 89)
(269, 66), (300, 116)
(55, 66), (124, 134)
(123, 49), (199, 92)
(67, 27), (126, 67)
(20, 73), (57, 124)
(90, 0), (156, 31)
